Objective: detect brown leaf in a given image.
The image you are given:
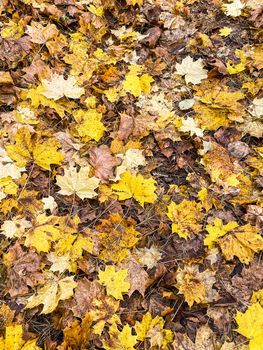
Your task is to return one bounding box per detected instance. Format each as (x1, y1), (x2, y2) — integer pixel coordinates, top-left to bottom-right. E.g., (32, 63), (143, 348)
(120, 256), (148, 296)
(4, 243), (44, 297)
(117, 113), (134, 140)
(71, 278), (102, 318)
(140, 27), (162, 48)
(89, 145), (120, 183)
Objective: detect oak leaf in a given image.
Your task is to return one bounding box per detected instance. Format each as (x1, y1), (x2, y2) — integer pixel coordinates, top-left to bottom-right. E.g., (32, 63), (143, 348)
(112, 171), (157, 207)
(98, 265), (130, 300)
(56, 165), (100, 199)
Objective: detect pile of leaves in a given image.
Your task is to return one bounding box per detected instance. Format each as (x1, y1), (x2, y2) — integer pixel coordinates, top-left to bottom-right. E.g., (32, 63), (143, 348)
(0, 0), (262, 349)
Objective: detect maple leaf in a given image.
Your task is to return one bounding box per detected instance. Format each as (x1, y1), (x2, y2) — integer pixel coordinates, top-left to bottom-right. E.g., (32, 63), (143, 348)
(123, 65), (153, 97)
(25, 22), (59, 44)
(114, 148), (146, 180)
(98, 265), (130, 300)
(0, 324), (41, 350)
(112, 171), (157, 207)
(223, 0), (244, 17)
(56, 165), (100, 199)
(251, 289), (263, 306)
(103, 323), (137, 350)
(95, 213), (139, 264)
(22, 85), (69, 118)
(135, 246), (162, 269)
(179, 117), (203, 137)
(167, 199), (203, 239)
(235, 303), (263, 350)
(24, 213), (64, 253)
(41, 73), (84, 100)
(176, 265), (218, 307)
(25, 275), (77, 314)
(204, 218), (239, 249)
(175, 56), (208, 84)
(73, 109), (105, 142)
(6, 127), (64, 170)
(219, 224), (263, 264)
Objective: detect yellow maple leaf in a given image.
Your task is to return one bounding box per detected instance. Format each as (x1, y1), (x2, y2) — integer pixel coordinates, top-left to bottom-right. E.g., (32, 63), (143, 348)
(6, 127), (64, 170)
(235, 303), (263, 350)
(1, 20), (24, 39)
(204, 218), (239, 249)
(219, 27), (232, 37)
(176, 265), (217, 307)
(134, 311), (173, 348)
(123, 66), (153, 97)
(167, 199), (203, 239)
(24, 213), (63, 253)
(103, 323), (137, 350)
(112, 171), (157, 207)
(56, 165), (100, 199)
(54, 233), (94, 272)
(0, 324), (40, 350)
(25, 275), (77, 314)
(95, 213), (139, 264)
(98, 265), (130, 300)
(251, 289), (263, 306)
(73, 109), (105, 142)
(219, 224), (263, 264)
(22, 85), (71, 118)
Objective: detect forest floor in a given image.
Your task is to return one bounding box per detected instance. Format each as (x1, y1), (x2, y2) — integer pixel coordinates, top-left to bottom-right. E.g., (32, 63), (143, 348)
(0, 0), (263, 349)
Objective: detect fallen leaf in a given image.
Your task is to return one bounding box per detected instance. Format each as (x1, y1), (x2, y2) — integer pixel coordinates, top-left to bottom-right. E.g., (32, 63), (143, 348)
(56, 165), (100, 199)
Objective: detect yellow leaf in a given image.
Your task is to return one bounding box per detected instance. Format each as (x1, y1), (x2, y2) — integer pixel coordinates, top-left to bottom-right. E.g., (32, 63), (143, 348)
(73, 109), (105, 142)
(103, 323), (137, 350)
(56, 165), (100, 199)
(95, 213), (139, 264)
(26, 275), (77, 314)
(235, 303), (263, 350)
(112, 171), (157, 207)
(98, 265), (130, 300)
(1, 20), (24, 39)
(24, 213), (63, 253)
(123, 68), (153, 97)
(176, 265), (217, 307)
(41, 74), (84, 100)
(204, 218), (239, 249)
(167, 200), (203, 239)
(135, 312), (164, 341)
(219, 224), (263, 264)
(22, 85), (70, 118)
(219, 27), (233, 37)
(0, 324), (40, 350)
(251, 289), (263, 306)
(6, 127), (64, 170)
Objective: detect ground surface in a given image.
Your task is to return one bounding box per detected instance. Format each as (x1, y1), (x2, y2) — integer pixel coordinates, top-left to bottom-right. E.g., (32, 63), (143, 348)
(0, 0), (263, 349)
